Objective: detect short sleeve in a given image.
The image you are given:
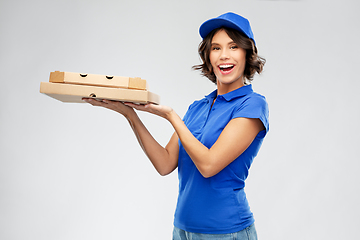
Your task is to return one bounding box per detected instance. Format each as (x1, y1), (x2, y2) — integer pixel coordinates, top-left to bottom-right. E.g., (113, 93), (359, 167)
(232, 94), (269, 137)
(182, 100), (198, 121)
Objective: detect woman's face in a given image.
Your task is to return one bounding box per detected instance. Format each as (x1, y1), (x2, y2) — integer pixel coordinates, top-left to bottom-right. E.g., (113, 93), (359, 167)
(209, 29), (246, 90)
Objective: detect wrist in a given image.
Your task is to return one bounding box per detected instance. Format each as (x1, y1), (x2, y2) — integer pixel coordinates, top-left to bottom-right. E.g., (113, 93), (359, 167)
(166, 109), (180, 123)
(124, 109), (137, 121)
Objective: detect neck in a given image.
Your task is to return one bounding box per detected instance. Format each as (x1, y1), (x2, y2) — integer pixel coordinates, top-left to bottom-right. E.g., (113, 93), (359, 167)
(216, 81), (245, 95)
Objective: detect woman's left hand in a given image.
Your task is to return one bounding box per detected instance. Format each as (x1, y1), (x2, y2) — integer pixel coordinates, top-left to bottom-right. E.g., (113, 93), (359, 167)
(124, 102), (174, 120)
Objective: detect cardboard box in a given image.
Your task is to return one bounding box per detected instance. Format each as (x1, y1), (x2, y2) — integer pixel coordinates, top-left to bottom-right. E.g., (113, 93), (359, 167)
(40, 82), (160, 104)
(49, 71), (147, 90)
(40, 71), (160, 104)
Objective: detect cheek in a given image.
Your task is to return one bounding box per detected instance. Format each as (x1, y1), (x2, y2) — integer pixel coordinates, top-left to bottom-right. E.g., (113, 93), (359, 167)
(240, 61), (246, 71)
(237, 54), (246, 71)
(210, 52), (222, 70)
(209, 53), (216, 68)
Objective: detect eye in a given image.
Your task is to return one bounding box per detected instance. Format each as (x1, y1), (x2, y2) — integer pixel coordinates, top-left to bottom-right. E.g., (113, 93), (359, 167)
(230, 45), (238, 50)
(212, 46), (220, 51)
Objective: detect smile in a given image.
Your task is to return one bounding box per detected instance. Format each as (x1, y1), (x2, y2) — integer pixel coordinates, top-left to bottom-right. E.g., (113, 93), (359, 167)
(218, 64), (235, 74)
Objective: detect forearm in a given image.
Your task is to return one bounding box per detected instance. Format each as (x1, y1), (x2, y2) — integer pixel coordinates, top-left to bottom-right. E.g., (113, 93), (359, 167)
(82, 99), (178, 175)
(126, 111), (178, 176)
(166, 111), (260, 178)
(123, 103), (259, 178)
(166, 111), (214, 177)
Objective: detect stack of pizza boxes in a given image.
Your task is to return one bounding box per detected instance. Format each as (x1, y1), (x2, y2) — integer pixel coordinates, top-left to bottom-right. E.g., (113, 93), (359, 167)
(40, 71), (160, 104)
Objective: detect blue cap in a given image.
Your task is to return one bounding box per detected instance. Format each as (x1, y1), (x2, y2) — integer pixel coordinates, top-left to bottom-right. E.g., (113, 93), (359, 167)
(199, 12), (255, 45)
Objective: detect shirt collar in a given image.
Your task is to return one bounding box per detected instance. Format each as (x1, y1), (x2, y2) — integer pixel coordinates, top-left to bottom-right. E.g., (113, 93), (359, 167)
(205, 89), (217, 101)
(205, 84), (253, 102)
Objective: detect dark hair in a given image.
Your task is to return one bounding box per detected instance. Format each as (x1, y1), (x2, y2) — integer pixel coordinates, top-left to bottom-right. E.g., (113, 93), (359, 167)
(192, 27), (266, 84)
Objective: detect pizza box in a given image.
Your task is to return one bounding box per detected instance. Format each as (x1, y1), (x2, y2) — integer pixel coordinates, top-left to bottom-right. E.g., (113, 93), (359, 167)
(40, 82), (160, 104)
(49, 71), (147, 90)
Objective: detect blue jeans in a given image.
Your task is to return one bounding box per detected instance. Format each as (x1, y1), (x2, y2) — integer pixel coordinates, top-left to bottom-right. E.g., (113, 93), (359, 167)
(172, 224), (258, 240)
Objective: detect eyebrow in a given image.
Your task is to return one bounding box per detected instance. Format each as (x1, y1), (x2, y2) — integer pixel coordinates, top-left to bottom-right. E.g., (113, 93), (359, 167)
(211, 41), (236, 46)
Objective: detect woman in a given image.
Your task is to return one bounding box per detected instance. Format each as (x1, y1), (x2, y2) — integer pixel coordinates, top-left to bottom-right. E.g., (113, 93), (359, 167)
(84, 12), (268, 240)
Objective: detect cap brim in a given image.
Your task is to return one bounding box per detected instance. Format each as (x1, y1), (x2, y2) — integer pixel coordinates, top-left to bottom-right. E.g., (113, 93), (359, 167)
(200, 19), (244, 38)
(199, 17), (255, 45)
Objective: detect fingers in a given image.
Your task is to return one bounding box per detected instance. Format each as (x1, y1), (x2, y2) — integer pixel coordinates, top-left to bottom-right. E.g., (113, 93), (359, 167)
(145, 103), (161, 111)
(125, 103), (173, 119)
(146, 103), (173, 114)
(124, 102), (147, 111)
(82, 98), (107, 107)
(83, 98), (121, 106)
(83, 99), (175, 120)
(83, 98), (125, 111)
(83, 98), (169, 117)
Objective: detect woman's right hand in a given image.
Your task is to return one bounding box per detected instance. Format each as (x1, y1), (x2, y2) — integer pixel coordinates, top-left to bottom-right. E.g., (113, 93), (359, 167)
(82, 98), (136, 118)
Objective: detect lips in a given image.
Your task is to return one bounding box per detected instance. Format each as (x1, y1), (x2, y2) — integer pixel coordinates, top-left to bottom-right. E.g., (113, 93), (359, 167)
(218, 64), (235, 74)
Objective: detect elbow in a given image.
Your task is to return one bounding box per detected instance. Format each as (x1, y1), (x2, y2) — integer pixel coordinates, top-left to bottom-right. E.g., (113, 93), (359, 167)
(201, 172), (213, 179)
(198, 165), (218, 178)
(157, 166), (176, 177)
(158, 170), (170, 177)
(200, 171), (216, 179)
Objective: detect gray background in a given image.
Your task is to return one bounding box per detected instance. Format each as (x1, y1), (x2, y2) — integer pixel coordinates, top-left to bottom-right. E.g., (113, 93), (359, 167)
(1, 0), (359, 239)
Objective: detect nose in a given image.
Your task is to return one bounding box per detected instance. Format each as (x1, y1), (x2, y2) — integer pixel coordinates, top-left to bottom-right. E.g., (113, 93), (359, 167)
(220, 48), (230, 60)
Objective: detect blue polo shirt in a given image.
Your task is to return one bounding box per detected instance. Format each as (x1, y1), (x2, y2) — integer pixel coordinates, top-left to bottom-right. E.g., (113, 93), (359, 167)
(173, 84), (269, 234)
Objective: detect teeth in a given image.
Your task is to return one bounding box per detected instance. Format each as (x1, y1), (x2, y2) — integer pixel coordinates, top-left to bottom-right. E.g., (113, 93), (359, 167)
(219, 64), (234, 69)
